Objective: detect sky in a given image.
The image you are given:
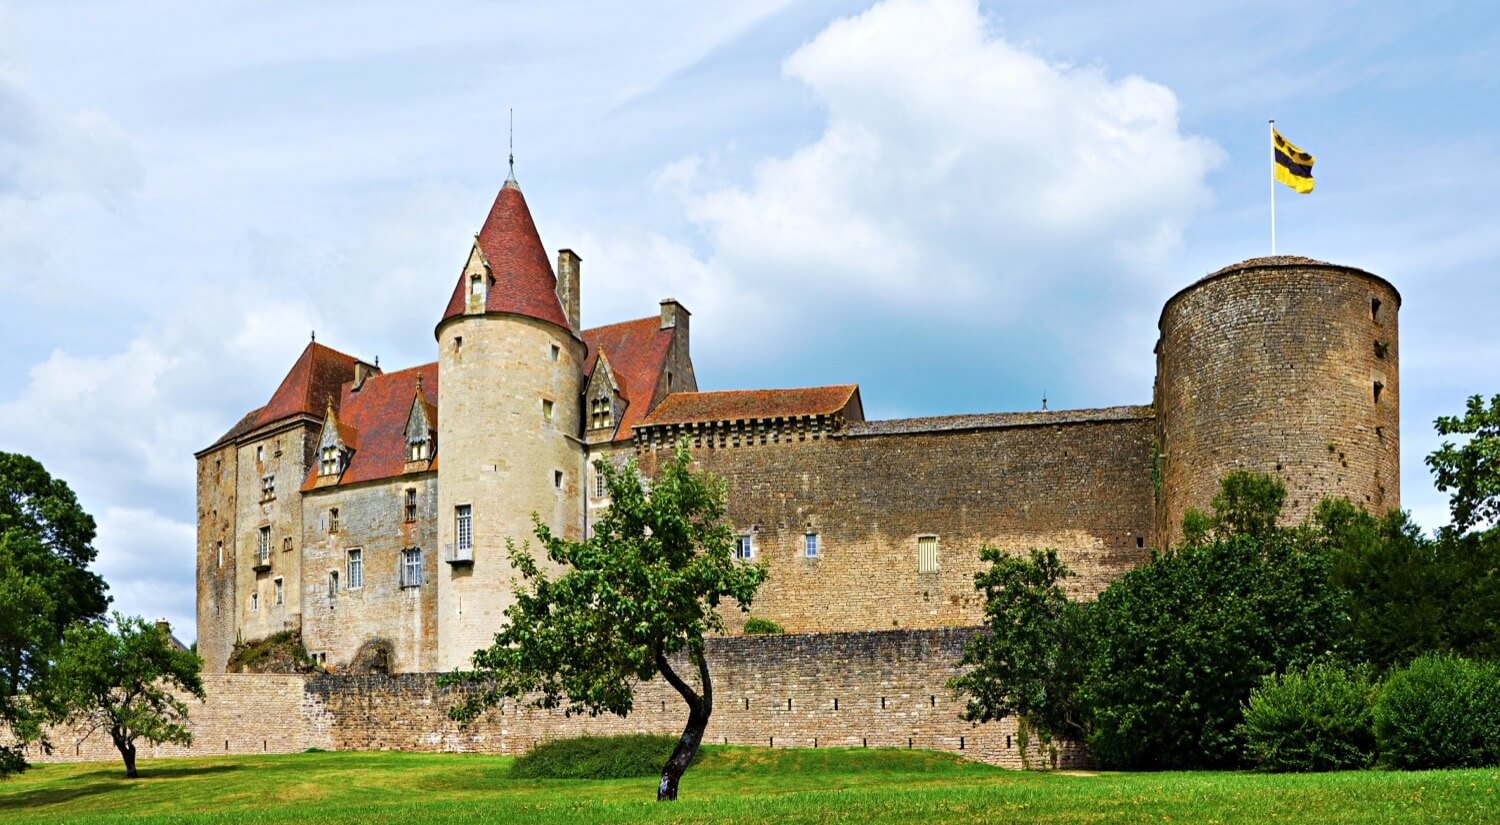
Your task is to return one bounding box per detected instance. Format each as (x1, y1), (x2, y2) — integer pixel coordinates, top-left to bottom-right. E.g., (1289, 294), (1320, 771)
(1, 0), (1497, 642)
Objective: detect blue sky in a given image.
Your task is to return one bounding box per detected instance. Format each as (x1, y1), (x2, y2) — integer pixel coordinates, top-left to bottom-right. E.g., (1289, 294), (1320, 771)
(2, 0), (1497, 641)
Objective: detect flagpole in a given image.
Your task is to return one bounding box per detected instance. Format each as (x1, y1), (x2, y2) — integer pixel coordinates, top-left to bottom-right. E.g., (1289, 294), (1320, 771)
(1269, 119), (1277, 256)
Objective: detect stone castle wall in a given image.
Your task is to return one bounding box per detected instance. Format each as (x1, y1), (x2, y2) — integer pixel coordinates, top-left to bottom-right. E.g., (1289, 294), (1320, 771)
(301, 473), (440, 672)
(195, 443), (239, 674)
(21, 629), (1079, 771)
(1155, 260), (1400, 545)
(634, 410), (1158, 633)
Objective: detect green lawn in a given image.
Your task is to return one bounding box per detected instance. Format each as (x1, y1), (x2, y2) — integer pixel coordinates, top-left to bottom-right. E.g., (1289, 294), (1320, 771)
(1, 747), (1497, 824)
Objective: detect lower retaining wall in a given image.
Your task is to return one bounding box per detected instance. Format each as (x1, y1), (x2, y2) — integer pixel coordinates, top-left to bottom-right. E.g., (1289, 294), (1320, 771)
(21, 628), (1083, 770)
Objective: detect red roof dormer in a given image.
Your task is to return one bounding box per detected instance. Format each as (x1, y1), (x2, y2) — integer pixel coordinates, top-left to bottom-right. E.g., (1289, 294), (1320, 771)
(438, 178), (571, 333)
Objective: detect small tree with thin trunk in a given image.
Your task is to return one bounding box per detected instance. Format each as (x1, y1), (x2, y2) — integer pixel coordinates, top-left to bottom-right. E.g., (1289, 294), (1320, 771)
(44, 613), (204, 778)
(444, 443), (765, 801)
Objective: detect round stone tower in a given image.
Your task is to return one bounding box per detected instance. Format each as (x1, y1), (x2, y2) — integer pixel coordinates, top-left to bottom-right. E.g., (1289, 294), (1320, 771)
(434, 176), (586, 671)
(1154, 256), (1400, 546)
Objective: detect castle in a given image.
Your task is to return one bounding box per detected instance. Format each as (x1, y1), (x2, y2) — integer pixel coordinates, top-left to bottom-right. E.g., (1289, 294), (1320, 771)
(194, 172), (1401, 675)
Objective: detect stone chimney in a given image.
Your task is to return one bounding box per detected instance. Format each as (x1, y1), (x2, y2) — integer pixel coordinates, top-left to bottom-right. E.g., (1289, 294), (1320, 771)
(556, 249), (581, 333)
(352, 359), (381, 391)
(659, 298), (689, 333)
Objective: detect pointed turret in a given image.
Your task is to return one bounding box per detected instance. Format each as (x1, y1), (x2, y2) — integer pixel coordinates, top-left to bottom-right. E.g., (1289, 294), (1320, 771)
(438, 179), (570, 333)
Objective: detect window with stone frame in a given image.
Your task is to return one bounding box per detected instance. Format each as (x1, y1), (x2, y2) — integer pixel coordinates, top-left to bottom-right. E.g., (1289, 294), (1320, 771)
(590, 396), (612, 429)
(917, 536), (939, 574)
(250, 592), (259, 612)
(455, 505), (472, 552)
(804, 532), (820, 558)
(319, 445), (341, 476)
(328, 569), (339, 597)
(404, 488), (418, 523)
(261, 474), (276, 501)
(594, 467), (607, 498)
(401, 548), (423, 588)
(273, 577), (284, 605)
(736, 534), (753, 560)
(328, 507), (339, 533)
(347, 548), (363, 590)
(257, 527), (271, 565)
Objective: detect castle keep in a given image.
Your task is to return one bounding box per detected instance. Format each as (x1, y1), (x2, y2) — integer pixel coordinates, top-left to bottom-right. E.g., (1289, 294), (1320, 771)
(194, 172), (1400, 675)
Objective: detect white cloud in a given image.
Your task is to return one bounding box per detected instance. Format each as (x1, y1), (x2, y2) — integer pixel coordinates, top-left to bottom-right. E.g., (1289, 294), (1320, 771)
(93, 505), (197, 638)
(674, 0), (1222, 312)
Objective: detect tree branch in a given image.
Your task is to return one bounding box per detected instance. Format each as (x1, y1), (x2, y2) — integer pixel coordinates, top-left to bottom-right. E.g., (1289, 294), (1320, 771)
(655, 650), (701, 711)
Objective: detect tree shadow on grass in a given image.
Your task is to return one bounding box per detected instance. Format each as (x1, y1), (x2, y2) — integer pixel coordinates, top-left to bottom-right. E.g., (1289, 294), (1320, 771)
(0, 764), (240, 810)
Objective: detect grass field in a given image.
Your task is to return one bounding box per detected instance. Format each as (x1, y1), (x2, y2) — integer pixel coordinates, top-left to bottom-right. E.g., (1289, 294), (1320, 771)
(1, 747), (1497, 824)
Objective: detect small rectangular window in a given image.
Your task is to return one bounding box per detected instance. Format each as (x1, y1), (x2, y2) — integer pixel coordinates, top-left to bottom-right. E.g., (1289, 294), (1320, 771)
(261, 474), (275, 501)
(1374, 381), (1384, 404)
(329, 507), (339, 533)
(256, 445), (264, 463)
(401, 548), (423, 587)
(273, 577), (284, 605)
(257, 527), (271, 565)
(542, 399), (554, 421)
(550, 344), (560, 361)
(917, 536), (939, 573)
(282, 536), (292, 553)
(1371, 297), (1382, 322)
(250, 592), (259, 612)
(804, 533), (820, 558)
(554, 470), (564, 489)
(404, 488), (418, 523)
(456, 505), (472, 551)
(737, 535), (753, 560)
(328, 570), (339, 597)
(347, 549), (363, 590)
(594, 468), (607, 498)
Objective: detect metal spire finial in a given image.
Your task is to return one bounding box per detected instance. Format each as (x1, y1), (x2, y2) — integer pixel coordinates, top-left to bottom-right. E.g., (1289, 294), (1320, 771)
(310, 330), (316, 343)
(1041, 390), (1048, 411)
(507, 108), (515, 181)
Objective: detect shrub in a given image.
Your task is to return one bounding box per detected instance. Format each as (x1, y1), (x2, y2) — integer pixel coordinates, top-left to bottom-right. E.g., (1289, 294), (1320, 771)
(1080, 529), (1340, 769)
(510, 734), (699, 779)
(742, 617), (784, 634)
(1374, 653), (1500, 769)
(226, 630), (316, 673)
(1237, 662), (1376, 772)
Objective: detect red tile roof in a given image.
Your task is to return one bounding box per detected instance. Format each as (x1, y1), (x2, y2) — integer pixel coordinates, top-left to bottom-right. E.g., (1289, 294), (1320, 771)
(582, 315), (675, 442)
(439, 180), (570, 331)
(302, 363), (439, 490)
(637, 385), (862, 429)
(258, 342), (362, 428)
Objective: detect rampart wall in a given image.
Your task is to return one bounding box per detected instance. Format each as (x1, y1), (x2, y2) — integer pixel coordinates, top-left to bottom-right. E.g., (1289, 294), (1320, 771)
(20, 629), (1081, 770)
(635, 409), (1157, 633)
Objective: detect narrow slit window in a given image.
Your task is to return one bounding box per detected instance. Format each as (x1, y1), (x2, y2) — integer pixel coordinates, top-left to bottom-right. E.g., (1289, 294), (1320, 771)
(1371, 297), (1382, 322)
(554, 470), (564, 489)
(404, 488), (418, 522)
(1374, 381), (1384, 403)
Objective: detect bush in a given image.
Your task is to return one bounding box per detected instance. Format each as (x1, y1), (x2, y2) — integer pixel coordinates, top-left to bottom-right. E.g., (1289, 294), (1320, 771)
(1080, 529), (1340, 769)
(1237, 662), (1376, 771)
(226, 630), (316, 673)
(509, 734), (699, 779)
(742, 617), (784, 635)
(1374, 653), (1500, 769)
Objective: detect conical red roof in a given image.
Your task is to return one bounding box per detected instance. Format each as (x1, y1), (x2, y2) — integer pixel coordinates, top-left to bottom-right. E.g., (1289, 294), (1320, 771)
(439, 179), (570, 331)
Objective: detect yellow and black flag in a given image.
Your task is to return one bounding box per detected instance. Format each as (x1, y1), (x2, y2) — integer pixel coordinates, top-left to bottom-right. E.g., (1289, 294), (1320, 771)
(1273, 128), (1315, 193)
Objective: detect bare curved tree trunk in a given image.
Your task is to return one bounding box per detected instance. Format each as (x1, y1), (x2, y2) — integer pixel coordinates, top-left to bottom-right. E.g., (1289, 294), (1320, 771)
(655, 647), (713, 802)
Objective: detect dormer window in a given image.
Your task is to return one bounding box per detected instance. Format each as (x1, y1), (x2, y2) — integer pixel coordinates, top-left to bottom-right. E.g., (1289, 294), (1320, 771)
(319, 445), (342, 476)
(470, 272), (484, 296)
(591, 397), (613, 429)
(408, 438), (431, 462)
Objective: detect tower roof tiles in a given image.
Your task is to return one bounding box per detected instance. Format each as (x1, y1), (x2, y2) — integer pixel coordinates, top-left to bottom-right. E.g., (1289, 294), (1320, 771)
(439, 179), (570, 331)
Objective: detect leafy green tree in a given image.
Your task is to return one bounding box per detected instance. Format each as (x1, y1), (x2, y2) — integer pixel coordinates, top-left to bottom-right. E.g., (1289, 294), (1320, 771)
(1320, 499), (1500, 667)
(445, 444), (766, 801)
(1426, 392), (1500, 534)
(43, 613), (204, 778)
(0, 452), (110, 776)
(949, 548), (1086, 745)
(1237, 662), (1377, 772)
(1082, 473), (1342, 769)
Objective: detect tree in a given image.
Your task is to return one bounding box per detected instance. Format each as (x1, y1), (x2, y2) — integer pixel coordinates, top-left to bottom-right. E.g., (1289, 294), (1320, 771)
(1426, 392), (1500, 534)
(43, 613), (204, 778)
(444, 444), (766, 801)
(1320, 499), (1500, 668)
(949, 548), (1087, 750)
(1081, 474), (1343, 768)
(0, 452), (110, 776)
